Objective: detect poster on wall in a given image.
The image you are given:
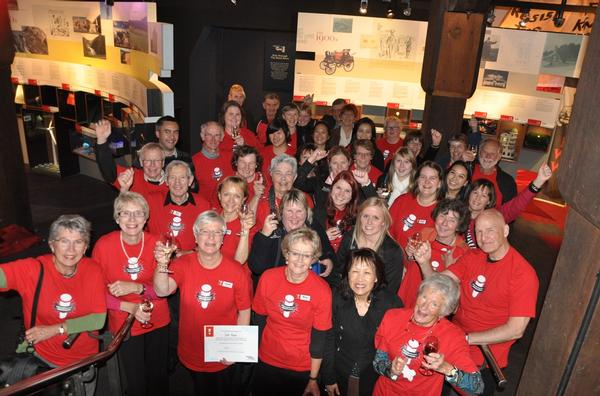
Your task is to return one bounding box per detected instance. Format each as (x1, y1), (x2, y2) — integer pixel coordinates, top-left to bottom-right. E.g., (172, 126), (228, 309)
(539, 33), (586, 77)
(294, 12), (428, 107)
(482, 69), (509, 89)
(264, 40), (295, 92)
(112, 2), (149, 52)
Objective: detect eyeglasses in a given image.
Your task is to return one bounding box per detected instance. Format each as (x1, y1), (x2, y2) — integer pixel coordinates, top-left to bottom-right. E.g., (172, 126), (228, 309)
(288, 250), (314, 261)
(54, 238), (86, 249)
(197, 229), (225, 238)
(355, 151), (372, 158)
(119, 210), (146, 219)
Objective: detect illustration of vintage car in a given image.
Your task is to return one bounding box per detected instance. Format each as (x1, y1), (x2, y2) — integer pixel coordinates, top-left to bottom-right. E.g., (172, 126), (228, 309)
(319, 49), (354, 75)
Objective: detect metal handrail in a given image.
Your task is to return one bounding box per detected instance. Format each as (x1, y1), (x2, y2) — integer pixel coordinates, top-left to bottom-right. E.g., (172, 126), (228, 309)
(0, 314), (135, 396)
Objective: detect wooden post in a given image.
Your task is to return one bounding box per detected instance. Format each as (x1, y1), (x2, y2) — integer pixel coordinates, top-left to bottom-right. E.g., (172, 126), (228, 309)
(517, 6), (600, 395)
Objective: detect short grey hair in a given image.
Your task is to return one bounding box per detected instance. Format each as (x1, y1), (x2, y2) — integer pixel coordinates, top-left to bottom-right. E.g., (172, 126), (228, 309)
(113, 192), (149, 222)
(166, 160), (193, 179)
(48, 215), (92, 245)
(137, 142), (165, 161)
(418, 274), (460, 317)
(192, 210), (226, 237)
(480, 137), (501, 153)
(200, 121), (224, 139)
(281, 227), (322, 260)
(269, 154), (297, 176)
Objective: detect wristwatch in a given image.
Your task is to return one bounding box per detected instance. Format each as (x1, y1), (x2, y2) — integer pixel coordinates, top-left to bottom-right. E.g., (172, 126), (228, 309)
(445, 366), (458, 381)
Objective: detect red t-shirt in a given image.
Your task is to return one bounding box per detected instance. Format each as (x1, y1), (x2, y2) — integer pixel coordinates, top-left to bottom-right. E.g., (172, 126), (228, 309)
(221, 217), (257, 268)
(448, 247), (539, 367)
(221, 127), (262, 152)
(170, 254), (253, 372)
(398, 231), (469, 308)
(192, 150), (233, 207)
(350, 163), (382, 186)
(115, 165), (168, 198)
(92, 231), (170, 336)
(389, 194), (437, 249)
(373, 308), (478, 396)
(256, 120), (270, 147)
(146, 192), (212, 251)
(376, 138), (404, 166)
(471, 164), (503, 208)
(1, 255), (106, 367)
(253, 267), (332, 372)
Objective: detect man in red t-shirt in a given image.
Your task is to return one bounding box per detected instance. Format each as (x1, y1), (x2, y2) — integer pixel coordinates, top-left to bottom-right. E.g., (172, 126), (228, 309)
(146, 161), (211, 252)
(255, 93), (281, 146)
(376, 116), (404, 166)
(192, 121), (233, 207)
(414, 209), (538, 392)
(471, 138), (517, 207)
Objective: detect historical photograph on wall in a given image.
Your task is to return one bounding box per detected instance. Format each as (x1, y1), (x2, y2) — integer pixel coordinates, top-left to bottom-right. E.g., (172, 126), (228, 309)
(113, 21), (131, 48)
(112, 2), (149, 52)
(539, 33), (586, 77)
(481, 29), (500, 62)
(82, 34), (106, 59)
(72, 15), (101, 34)
(482, 69), (509, 89)
(13, 26), (49, 55)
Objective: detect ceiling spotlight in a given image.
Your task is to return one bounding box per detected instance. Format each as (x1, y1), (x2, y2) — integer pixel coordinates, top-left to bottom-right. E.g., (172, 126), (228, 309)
(518, 8), (530, 28)
(402, 0), (412, 17)
(486, 8), (496, 26)
(553, 10), (565, 28)
(359, 0), (368, 15)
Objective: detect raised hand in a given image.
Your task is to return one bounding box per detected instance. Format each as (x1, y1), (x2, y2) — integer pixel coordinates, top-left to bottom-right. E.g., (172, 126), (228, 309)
(352, 169), (370, 187)
(117, 168), (134, 192)
(431, 129), (442, 147)
(533, 163), (552, 189)
(261, 213), (279, 236)
(93, 119), (112, 144)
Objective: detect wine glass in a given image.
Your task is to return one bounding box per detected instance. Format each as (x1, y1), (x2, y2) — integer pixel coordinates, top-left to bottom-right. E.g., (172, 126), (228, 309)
(407, 232), (422, 260)
(419, 335), (439, 376)
(158, 231), (177, 273)
(468, 144), (478, 158)
(336, 219), (346, 233)
(140, 299), (154, 329)
(256, 172), (267, 199)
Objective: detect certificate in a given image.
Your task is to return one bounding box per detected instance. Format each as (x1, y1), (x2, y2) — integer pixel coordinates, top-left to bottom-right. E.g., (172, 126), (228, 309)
(204, 325), (259, 363)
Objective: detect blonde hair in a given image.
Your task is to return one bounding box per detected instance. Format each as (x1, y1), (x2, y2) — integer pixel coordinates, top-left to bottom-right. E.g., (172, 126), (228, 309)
(352, 197), (392, 252)
(385, 147), (416, 193)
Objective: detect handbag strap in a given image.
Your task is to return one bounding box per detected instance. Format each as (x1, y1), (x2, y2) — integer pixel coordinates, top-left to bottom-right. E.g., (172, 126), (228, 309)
(30, 260), (45, 328)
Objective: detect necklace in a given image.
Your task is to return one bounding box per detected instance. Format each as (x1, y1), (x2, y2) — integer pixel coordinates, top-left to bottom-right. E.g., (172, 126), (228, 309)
(120, 232), (145, 261)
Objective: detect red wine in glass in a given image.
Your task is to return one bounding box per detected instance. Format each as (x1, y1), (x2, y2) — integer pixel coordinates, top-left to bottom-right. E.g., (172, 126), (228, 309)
(140, 299), (154, 329)
(419, 335), (439, 376)
(407, 232), (422, 260)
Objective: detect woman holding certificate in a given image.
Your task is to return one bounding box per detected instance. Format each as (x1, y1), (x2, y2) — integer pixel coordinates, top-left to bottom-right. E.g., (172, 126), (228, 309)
(153, 210), (252, 396)
(252, 228), (332, 396)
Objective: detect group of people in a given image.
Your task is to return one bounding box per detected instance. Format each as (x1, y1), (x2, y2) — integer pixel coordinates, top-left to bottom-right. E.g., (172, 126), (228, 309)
(1, 86), (553, 396)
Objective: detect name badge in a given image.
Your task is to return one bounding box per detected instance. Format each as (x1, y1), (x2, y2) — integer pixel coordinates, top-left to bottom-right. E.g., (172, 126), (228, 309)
(417, 219), (426, 224)
(171, 209), (182, 217)
(299, 294), (311, 302)
(220, 281), (233, 288)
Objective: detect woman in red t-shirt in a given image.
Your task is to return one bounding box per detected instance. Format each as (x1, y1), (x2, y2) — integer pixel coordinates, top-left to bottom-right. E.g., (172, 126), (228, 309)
(93, 191), (170, 395)
(252, 228), (332, 396)
(389, 161), (444, 249)
(154, 210), (252, 396)
(352, 139), (383, 186)
(315, 170), (361, 252)
(0, 215), (106, 391)
(216, 176), (256, 266)
(281, 102), (300, 153)
(399, 199), (471, 309)
(219, 100), (261, 152)
(232, 145), (266, 214)
(373, 274), (483, 396)
(261, 118), (296, 181)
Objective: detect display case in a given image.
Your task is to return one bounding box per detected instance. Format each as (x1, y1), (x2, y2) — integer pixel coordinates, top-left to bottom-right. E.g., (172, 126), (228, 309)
(523, 125), (553, 152)
(496, 120), (527, 161)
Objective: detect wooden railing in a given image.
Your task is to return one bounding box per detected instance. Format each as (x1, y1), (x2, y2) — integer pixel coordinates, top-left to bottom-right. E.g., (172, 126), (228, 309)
(0, 314), (134, 396)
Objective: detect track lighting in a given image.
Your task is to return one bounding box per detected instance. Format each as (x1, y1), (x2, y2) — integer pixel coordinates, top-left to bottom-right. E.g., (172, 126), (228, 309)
(553, 9), (565, 27)
(359, 0), (368, 15)
(486, 8), (495, 26)
(518, 9), (530, 28)
(402, 0), (411, 17)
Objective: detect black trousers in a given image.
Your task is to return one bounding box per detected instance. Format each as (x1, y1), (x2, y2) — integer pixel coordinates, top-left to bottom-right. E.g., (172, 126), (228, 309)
(118, 325), (169, 396)
(189, 364), (236, 396)
(252, 361), (311, 396)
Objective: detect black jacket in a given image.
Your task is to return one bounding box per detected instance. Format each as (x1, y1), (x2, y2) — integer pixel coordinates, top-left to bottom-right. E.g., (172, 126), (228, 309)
(247, 219), (337, 288)
(494, 164), (517, 204)
(335, 232), (404, 294)
(322, 288), (403, 396)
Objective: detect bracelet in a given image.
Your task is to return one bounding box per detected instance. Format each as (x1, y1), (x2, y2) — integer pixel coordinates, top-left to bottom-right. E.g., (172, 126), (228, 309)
(529, 181), (541, 193)
(309, 376), (318, 381)
(139, 284), (146, 295)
